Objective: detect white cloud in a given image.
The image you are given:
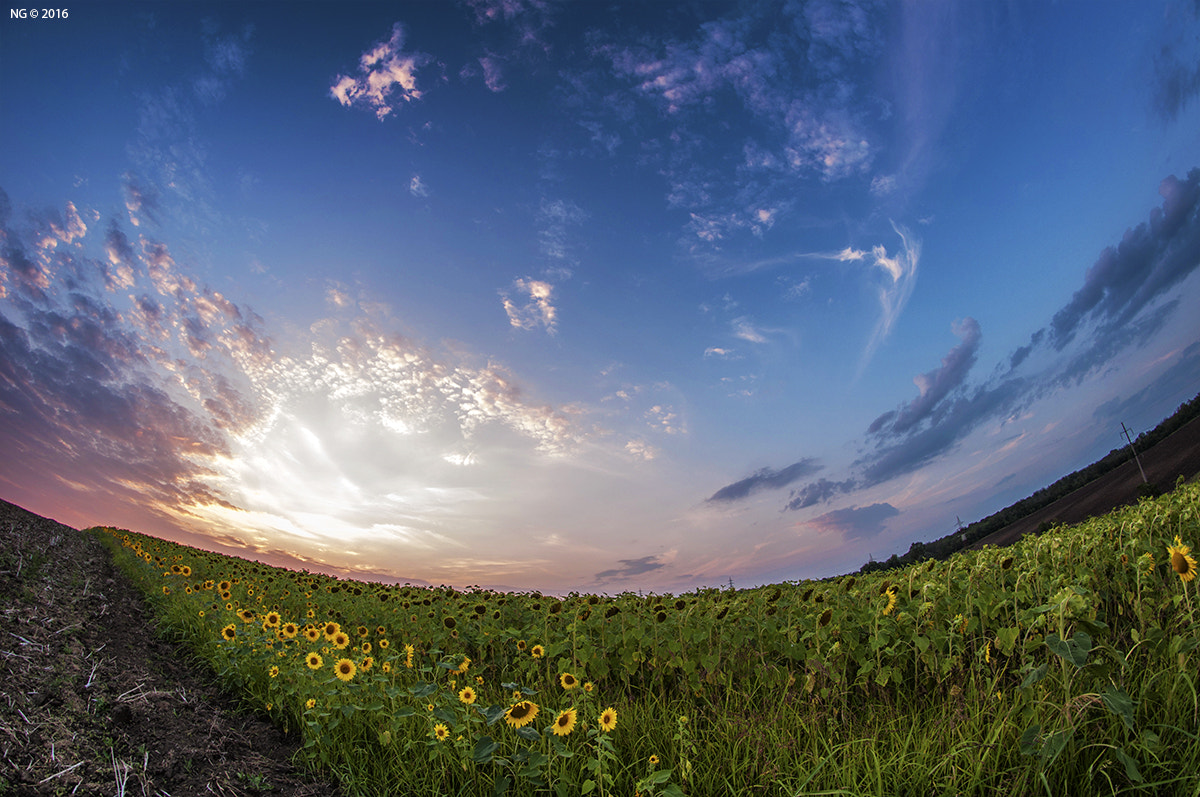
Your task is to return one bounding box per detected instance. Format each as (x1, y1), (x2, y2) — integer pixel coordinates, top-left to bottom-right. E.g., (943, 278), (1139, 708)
(330, 24), (431, 120)
(732, 317), (767, 343)
(860, 222), (920, 370)
(410, 174), (430, 197)
(501, 277), (557, 333)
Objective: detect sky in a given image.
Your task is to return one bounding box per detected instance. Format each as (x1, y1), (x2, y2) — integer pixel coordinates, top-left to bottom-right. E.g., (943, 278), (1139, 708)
(2, 1), (1199, 595)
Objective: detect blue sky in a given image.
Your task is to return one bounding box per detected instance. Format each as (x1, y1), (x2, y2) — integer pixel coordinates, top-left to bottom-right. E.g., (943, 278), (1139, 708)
(2, 1), (1199, 594)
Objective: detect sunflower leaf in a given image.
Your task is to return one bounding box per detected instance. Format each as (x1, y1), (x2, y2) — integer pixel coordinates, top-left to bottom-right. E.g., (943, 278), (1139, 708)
(1114, 749), (1143, 783)
(1018, 724), (1042, 756)
(471, 736), (498, 764)
(1045, 631), (1091, 668)
(516, 725), (541, 741)
(1101, 686), (1136, 731)
(408, 682), (438, 698)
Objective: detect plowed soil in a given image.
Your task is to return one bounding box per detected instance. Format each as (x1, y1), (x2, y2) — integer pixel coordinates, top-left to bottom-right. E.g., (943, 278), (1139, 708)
(971, 414), (1200, 550)
(0, 500), (342, 797)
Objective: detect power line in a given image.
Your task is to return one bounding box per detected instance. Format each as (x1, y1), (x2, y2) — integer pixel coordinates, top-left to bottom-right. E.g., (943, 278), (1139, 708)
(1121, 421), (1149, 484)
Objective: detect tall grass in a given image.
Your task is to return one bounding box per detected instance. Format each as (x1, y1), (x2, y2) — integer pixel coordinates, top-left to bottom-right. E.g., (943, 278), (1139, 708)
(93, 478), (1200, 796)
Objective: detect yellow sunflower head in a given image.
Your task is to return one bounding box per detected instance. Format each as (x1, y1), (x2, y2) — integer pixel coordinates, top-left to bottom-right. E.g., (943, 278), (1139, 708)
(459, 686), (477, 705)
(559, 672), (578, 690)
(334, 658), (356, 682)
(433, 723), (450, 741)
(505, 700), (539, 729)
(305, 652), (323, 671)
(598, 707), (617, 732)
(1168, 537), (1197, 582)
(530, 644), (545, 659)
(551, 707), (577, 737)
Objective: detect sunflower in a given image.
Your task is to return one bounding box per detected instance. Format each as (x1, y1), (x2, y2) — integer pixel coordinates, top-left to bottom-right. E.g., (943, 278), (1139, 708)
(551, 707), (577, 737)
(323, 621), (342, 641)
(264, 611), (282, 628)
(162, 586), (171, 595)
(360, 656), (374, 672)
(361, 641), (372, 654)
(559, 672), (578, 690)
(516, 639), (528, 651)
(332, 632), (351, 649)
(304, 626), (322, 643)
(269, 665), (279, 678)
(459, 686), (477, 705)
(239, 609), (256, 624)
(281, 622), (299, 639)
(882, 587), (898, 617)
(505, 700), (539, 729)
(598, 707), (617, 732)
(221, 624), (237, 641)
(1168, 536), (1197, 582)
(306, 652), (324, 671)
(405, 643), (415, 668)
(378, 638), (390, 650)
(334, 658), (356, 682)
(381, 662), (392, 674)
(433, 723), (450, 742)
(305, 698), (316, 710)
(357, 625), (370, 638)
(531, 644), (545, 658)
(583, 681), (594, 693)
(648, 754), (660, 766)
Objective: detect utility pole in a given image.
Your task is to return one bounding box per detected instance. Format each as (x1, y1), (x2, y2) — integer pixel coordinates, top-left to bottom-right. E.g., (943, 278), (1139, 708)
(1121, 422), (1149, 484)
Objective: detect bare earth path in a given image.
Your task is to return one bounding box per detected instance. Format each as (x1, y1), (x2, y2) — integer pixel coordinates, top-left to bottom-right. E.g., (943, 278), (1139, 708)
(0, 500), (343, 797)
(972, 413), (1200, 550)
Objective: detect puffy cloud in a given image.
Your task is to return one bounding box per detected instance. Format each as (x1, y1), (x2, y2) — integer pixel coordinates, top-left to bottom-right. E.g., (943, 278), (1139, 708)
(868, 317), (981, 437)
(330, 24), (432, 120)
(776, 170), (1200, 513)
(595, 554), (665, 582)
(409, 174), (430, 197)
(479, 55), (507, 92)
(1049, 170), (1200, 352)
(707, 458), (821, 503)
(785, 477), (858, 511)
(501, 277), (557, 333)
(806, 503), (898, 540)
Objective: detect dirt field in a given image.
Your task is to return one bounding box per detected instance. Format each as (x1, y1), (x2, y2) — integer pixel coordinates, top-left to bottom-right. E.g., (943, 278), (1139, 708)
(971, 414), (1200, 550)
(0, 500), (342, 797)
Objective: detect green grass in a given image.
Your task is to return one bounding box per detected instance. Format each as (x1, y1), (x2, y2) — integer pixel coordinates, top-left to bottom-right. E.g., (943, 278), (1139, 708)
(92, 478), (1200, 796)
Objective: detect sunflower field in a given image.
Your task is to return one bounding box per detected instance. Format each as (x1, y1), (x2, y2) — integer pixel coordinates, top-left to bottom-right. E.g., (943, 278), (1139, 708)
(93, 479), (1200, 796)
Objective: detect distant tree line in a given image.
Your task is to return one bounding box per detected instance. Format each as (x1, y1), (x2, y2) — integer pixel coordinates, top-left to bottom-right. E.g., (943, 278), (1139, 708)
(858, 391), (1200, 575)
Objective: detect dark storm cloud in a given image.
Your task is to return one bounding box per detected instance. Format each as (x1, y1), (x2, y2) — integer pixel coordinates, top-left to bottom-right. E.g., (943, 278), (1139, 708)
(595, 555), (665, 582)
(1049, 170), (1200, 351)
(807, 503), (899, 540)
(707, 458), (821, 503)
(785, 477), (859, 511)
(769, 170), (1200, 513)
(868, 317), (981, 438)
